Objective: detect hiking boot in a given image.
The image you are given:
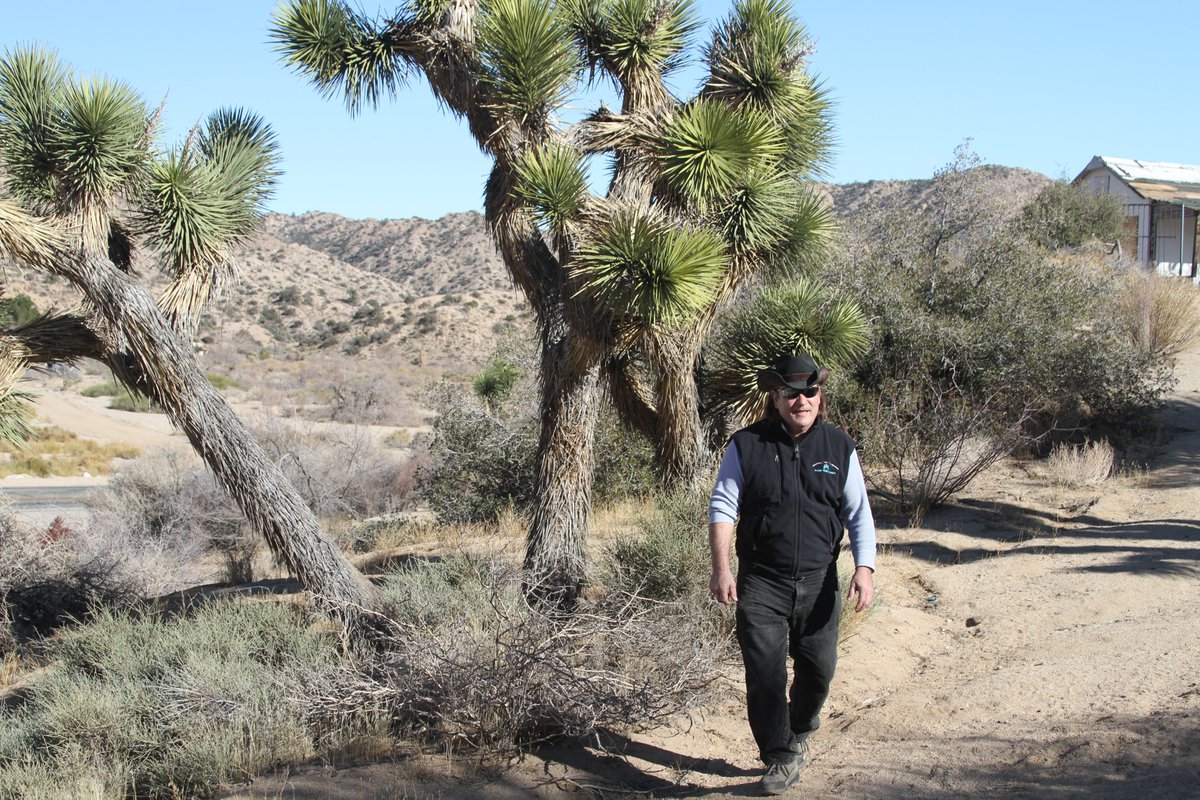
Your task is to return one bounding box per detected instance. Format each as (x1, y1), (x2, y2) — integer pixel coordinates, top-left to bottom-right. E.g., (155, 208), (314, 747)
(760, 755), (802, 795)
(788, 736), (810, 769)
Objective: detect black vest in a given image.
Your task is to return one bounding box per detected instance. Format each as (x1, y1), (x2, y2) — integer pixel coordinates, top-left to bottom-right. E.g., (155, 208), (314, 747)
(732, 417), (857, 578)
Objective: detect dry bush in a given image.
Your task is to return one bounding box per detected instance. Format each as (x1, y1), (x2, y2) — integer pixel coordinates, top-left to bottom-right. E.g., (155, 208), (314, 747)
(0, 509), (141, 648)
(85, 449), (249, 589)
(0, 426), (140, 478)
(1117, 267), (1200, 361)
(252, 416), (409, 521)
(296, 554), (730, 758)
(843, 380), (1042, 526)
(1046, 439), (1114, 487)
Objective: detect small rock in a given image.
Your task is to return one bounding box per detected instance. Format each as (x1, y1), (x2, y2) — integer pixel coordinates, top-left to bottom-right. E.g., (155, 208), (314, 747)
(965, 617), (981, 628)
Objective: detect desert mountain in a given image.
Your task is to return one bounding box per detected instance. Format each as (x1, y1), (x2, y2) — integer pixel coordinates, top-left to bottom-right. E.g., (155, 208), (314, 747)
(9, 166), (1053, 379)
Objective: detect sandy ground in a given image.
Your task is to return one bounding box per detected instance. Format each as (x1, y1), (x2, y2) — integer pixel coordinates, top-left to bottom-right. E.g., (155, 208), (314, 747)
(234, 347), (1198, 800)
(17, 353), (1200, 799)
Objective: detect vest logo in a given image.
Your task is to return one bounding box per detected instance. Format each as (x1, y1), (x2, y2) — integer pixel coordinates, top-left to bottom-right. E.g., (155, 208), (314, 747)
(811, 461), (839, 475)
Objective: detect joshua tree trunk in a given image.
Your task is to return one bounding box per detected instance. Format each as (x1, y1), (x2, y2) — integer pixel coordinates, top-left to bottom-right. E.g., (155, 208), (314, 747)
(63, 252), (387, 636)
(644, 332), (709, 490)
(523, 313), (600, 608)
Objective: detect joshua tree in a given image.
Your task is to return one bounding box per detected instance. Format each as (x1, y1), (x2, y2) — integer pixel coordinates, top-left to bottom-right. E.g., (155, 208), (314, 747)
(0, 47), (384, 634)
(273, 0), (849, 602)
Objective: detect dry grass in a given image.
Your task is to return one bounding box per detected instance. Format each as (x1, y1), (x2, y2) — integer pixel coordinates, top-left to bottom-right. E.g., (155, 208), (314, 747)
(0, 651), (22, 690)
(0, 426), (139, 478)
(1118, 269), (1200, 361)
(1046, 439), (1115, 487)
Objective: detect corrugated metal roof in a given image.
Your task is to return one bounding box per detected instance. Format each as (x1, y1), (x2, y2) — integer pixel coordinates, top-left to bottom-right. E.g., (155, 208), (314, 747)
(1097, 156), (1200, 204)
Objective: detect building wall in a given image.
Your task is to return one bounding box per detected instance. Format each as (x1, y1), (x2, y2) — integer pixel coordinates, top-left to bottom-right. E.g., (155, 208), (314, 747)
(1152, 204), (1197, 278)
(1080, 167), (1151, 260)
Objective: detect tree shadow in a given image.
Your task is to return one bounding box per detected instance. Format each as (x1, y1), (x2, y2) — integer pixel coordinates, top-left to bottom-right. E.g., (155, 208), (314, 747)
(533, 728), (761, 797)
(842, 709), (1200, 800)
(895, 498), (1199, 576)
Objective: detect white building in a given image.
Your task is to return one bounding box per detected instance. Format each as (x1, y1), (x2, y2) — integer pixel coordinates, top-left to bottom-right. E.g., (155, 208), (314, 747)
(1073, 156), (1199, 279)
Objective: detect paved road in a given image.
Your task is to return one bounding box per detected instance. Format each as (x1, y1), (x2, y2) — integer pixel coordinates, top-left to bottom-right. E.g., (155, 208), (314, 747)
(0, 484), (97, 530)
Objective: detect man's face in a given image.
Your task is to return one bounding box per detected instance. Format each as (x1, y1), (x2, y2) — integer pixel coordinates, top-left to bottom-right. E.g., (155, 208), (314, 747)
(773, 385), (821, 436)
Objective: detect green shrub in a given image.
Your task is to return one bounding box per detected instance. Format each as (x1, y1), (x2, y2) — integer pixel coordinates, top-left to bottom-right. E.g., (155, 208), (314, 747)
(205, 373), (244, 391)
(420, 344), (657, 523)
(472, 357), (520, 406)
(602, 485), (714, 602)
(82, 380), (162, 412)
(0, 602), (343, 799)
(823, 149), (1172, 521)
(419, 386), (539, 523)
(107, 385), (162, 413)
(80, 380), (121, 397)
(1018, 180), (1124, 250)
(0, 294), (39, 328)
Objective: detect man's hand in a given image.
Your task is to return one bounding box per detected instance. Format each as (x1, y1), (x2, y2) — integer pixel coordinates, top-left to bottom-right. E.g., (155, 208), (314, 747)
(708, 521), (737, 604)
(847, 565), (874, 612)
(710, 568), (738, 605)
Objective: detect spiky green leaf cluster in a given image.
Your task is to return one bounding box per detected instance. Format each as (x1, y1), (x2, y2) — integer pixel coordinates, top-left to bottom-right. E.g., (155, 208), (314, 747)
(565, 0), (698, 81)
(0, 384), (34, 448)
(573, 209), (726, 326)
(478, 0), (581, 123)
(716, 167), (798, 253)
(514, 141), (588, 231)
(704, 278), (868, 422)
(271, 0), (403, 114)
(766, 190), (837, 274)
(410, 0), (454, 25)
(658, 98), (784, 207)
(141, 109), (280, 278)
(702, 0), (830, 176)
(705, 0), (808, 113)
(0, 47), (150, 214)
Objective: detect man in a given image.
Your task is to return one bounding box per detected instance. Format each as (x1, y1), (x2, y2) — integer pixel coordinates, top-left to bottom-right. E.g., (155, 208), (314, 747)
(709, 352), (876, 795)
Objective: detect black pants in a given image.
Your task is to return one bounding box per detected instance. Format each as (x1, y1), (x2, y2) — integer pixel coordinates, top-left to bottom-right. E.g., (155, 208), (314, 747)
(735, 564), (841, 766)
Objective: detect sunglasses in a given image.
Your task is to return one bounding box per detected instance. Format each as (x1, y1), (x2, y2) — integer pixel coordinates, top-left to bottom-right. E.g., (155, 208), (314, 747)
(776, 385), (820, 400)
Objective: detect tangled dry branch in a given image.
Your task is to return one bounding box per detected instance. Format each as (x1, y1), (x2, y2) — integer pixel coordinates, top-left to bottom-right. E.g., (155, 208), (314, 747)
(293, 557), (729, 758)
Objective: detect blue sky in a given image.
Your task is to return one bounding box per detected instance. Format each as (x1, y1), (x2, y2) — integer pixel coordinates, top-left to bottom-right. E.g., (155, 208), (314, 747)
(5, 1), (1198, 220)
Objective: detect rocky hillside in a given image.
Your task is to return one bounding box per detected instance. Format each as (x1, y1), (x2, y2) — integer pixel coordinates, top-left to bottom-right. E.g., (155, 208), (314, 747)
(261, 211), (510, 296)
(9, 165), (1054, 379)
(823, 165), (1051, 220)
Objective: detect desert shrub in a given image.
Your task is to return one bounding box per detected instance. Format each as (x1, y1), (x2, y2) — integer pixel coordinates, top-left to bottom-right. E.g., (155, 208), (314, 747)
(0, 601), (346, 799)
(317, 370), (410, 425)
(0, 510), (141, 648)
(1116, 266), (1200, 361)
(421, 353), (656, 523)
(80, 380), (121, 397)
(295, 554), (729, 757)
(472, 357), (520, 406)
(0, 293), (39, 328)
(824, 149), (1171, 522)
(253, 416), (408, 520)
(107, 384), (162, 413)
(0, 426), (139, 478)
(419, 386), (539, 524)
(205, 372), (244, 391)
(602, 485), (713, 602)
(1018, 180), (1124, 250)
(85, 449), (251, 588)
(592, 408), (658, 501)
(1046, 439), (1114, 487)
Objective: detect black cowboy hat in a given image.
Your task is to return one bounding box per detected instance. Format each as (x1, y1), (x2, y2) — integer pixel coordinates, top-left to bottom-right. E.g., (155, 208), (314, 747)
(755, 353), (830, 392)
